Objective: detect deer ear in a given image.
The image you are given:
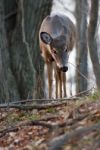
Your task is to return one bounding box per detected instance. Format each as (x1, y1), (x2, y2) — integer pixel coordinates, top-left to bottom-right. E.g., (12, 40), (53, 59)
(40, 32), (52, 44)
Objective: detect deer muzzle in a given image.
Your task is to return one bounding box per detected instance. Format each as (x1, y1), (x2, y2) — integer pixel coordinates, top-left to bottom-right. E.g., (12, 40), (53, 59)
(59, 50), (69, 72)
(60, 66), (68, 72)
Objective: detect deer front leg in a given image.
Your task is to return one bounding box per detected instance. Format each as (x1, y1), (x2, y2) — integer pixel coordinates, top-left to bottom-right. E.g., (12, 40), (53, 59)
(62, 72), (67, 97)
(46, 62), (53, 98)
(55, 67), (59, 98)
(55, 73), (58, 98)
(56, 68), (62, 98)
(59, 71), (62, 98)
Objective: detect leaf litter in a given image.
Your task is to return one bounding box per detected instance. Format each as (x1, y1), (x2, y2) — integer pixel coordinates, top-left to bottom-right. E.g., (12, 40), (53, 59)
(0, 99), (100, 150)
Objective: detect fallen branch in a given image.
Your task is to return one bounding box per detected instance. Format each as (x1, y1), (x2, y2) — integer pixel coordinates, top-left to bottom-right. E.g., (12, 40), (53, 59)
(0, 100), (74, 110)
(15, 113), (88, 130)
(22, 120), (53, 129)
(0, 112), (88, 139)
(0, 127), (19, 138)
(0, 97), (78, 105)
(36, 115), (59, 122)
(48, 123), (100, 150)
(0, 86), (94, 108)
(46, 113), (88, 129)
(0, 86), (94, 106)
(0, 121), (53, 138)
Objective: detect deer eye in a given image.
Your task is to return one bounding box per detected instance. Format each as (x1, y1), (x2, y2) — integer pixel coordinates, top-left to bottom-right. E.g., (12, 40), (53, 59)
(65, 48), (68, 52)
(52, 49), (57, 54)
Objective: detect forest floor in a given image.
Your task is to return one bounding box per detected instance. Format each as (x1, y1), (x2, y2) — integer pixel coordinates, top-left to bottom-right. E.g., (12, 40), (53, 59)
(0, 93), (100, 150)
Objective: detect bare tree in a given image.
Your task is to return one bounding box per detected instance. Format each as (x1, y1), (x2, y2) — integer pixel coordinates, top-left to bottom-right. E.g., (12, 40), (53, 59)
(88, 0), (100, 90)
(75, 0), (88, 92)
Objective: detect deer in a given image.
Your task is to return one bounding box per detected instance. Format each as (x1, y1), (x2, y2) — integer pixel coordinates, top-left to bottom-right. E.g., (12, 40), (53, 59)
(39, 14), (76, 98)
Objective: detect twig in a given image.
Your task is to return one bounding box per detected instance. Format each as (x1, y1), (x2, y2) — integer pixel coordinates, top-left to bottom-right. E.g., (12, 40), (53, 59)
(68, 62), (95, 92)
(70, 86), (94, 97)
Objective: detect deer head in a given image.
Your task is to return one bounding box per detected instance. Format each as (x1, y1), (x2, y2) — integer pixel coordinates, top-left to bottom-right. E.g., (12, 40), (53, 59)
(40, 31), (69, 72)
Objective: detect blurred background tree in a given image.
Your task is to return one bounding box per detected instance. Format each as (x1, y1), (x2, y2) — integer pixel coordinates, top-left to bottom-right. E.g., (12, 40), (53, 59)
(75, 0), (88, 93)
(88, 0), (100, 90)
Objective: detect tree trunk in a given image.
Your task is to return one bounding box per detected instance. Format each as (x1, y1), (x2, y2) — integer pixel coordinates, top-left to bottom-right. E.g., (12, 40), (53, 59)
(0, 0), (19, 103)
(0, 0), (52, 103)
(75, 0), (88, 92)
(88, 0), (100, 90)
(28, 0), (53, 98)
(9, 0), (53, 99)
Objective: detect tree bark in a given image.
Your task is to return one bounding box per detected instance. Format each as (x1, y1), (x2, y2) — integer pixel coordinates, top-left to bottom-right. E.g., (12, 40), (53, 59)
(75, 0), (88, 92)
(0, 0), (19, 103)
(0, 0), (53, 102)
(88, 0), (100, 90)
(9, 0), (53, 99)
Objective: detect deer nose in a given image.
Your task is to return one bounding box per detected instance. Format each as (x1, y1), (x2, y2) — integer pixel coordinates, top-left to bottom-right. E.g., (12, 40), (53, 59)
(60, 66), (68, 72)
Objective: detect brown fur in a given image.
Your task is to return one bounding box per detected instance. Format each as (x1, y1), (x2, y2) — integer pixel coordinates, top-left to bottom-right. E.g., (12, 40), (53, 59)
(39, 14), (76, 98)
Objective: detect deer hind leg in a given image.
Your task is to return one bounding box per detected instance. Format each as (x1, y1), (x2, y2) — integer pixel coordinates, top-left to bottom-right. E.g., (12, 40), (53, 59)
(55, 72), (58, 98)
(62, 72), (67, 97)
(54, 64), (58, 98)
(46, 62), (53, 98)
(59, 71), (62, 98)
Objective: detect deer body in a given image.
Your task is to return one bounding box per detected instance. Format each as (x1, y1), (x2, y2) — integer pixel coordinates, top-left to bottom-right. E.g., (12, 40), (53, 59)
(39, 14), (76, 98)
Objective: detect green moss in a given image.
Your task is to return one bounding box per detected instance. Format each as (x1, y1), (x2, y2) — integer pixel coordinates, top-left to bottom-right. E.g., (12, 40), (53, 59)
(27, 114), (40, 120)
(46, 108), (56, 113)
(89, 91), (100, 101)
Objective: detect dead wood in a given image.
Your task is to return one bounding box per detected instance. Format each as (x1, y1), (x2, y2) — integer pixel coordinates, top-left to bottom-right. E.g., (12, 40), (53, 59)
(0, 97), (78, 105)
(48, 123), (100, 150)
(0, 121), (53, 138)
(0, 101), (74, 110)
(0, 127), (19, 138)
(0, 113), (88, 139)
